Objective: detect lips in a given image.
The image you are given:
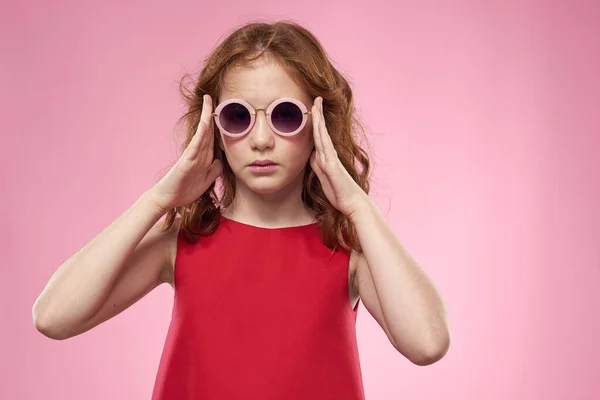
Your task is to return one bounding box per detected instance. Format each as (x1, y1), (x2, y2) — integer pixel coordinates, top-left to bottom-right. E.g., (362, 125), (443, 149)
(250, 160), (277, 166)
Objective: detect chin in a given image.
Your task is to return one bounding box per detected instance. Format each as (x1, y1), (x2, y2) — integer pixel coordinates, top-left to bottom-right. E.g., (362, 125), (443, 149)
(244, 177), (286, 194)
(236, 164), (307, 195)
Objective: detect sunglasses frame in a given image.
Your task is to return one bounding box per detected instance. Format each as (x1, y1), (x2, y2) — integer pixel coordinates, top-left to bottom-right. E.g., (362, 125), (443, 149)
(212, 97), (312, 138)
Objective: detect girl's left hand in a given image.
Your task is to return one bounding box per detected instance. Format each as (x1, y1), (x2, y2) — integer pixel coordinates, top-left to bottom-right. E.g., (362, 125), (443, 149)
(309, 97), (368, 219)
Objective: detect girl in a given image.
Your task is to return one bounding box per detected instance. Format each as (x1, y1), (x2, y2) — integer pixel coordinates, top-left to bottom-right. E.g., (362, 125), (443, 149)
(33, 21), (450, 399)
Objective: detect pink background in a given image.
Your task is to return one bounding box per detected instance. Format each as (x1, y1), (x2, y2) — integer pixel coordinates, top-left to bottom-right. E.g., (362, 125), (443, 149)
(2, 1), (599, 399)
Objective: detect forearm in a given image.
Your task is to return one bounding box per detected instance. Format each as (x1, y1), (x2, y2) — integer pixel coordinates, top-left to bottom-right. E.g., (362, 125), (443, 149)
(32, 190), (166, 330)
(350, 195), (450, 358)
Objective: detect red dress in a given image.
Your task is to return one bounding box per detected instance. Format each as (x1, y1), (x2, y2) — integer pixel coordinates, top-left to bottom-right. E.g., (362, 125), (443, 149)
(151, 215), (365, 399)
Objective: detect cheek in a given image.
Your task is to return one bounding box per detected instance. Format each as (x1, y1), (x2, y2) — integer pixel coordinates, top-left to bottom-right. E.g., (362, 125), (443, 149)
(285, 135), (314, 163)
(220, 138), (245, 166)
(302, 125), (315, 153)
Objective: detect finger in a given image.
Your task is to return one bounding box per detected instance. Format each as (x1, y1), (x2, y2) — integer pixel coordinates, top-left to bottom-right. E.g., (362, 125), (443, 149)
(206, 158), (223, 180)
(310, 151), (321, 175)
(310, 151), (329, 189)
(203, 95), (215, 151)
(312, 97), (326, 163)
(316, 97), (329, 163)
(311, 99), (319, 149)
(194, 95), (214, 160)
(319, 98), (336, 161)
(200, 94), (213, 128)
(186, 106), (207, 159)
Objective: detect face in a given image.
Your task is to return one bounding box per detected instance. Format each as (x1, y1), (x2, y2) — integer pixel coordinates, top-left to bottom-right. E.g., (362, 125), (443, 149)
(216, 56), (314, 195)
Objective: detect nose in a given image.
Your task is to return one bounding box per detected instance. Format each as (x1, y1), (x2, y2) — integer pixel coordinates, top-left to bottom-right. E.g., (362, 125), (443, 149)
(248, 108), (275, 150)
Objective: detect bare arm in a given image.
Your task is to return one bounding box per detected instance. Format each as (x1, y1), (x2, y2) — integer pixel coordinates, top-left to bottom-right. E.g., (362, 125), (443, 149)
(33, 94), (221, 340)
(32, 190), (176, 340)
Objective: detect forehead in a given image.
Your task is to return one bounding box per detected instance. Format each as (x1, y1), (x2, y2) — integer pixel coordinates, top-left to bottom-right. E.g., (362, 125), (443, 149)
(219, 57), (310, 106)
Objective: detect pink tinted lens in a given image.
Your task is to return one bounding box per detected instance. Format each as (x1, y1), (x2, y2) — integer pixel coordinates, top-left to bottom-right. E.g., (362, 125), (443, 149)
(219, 102), (252, 134)
(271, 101), (304, 133)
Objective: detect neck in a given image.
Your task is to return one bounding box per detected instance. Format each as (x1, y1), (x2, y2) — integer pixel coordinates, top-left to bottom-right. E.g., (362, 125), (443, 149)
(223, 172), (316, 227)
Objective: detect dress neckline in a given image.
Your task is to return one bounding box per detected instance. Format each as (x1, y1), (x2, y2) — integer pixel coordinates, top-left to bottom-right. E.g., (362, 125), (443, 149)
(220, 214), (319, 231)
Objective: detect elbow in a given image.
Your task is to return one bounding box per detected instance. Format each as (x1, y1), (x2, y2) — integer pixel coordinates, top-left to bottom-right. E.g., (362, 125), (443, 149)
(34, 316), (70, 341)
(34, 320), (69, 341)
(32, 304), (70, 341)
(411, 347), (448, 366)
(410, 330), (452, 367)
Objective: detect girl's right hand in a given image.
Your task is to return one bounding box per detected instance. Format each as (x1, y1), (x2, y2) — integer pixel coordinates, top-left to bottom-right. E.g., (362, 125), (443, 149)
(150, 95), (223, 213)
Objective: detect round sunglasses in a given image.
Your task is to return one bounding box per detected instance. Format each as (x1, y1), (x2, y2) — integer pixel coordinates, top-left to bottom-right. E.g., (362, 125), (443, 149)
(212, 97), (312, 137)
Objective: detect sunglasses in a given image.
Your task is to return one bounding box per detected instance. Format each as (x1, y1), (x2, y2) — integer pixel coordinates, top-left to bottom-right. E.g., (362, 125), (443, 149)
(212, 97), (312, 137)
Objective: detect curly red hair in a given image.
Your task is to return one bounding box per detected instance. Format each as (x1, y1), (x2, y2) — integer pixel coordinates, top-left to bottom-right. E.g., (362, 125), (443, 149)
(159, 20), (373, 253)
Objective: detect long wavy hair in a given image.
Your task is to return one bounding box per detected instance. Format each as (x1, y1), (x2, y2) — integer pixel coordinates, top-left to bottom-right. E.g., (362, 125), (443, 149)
(158, 20), (373, 253)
